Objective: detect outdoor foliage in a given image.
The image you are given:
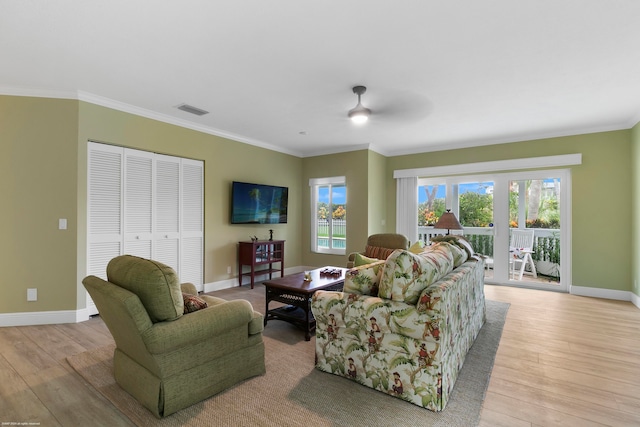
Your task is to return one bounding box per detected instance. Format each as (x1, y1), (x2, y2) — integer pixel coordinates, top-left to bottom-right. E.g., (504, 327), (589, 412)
(459, 192), (493, 227)
(418, 199), (445, 226)
(317, 202), (347, 220)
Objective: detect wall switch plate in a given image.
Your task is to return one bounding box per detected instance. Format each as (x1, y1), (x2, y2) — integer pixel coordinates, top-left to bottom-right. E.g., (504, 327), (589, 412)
(27, 288), (37, 302)
(58, 218), (67, 230)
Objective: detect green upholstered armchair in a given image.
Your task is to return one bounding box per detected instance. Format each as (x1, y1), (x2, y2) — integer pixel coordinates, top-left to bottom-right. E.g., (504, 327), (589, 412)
(82, 255), (265, 418)
(347, 233), (409, 268)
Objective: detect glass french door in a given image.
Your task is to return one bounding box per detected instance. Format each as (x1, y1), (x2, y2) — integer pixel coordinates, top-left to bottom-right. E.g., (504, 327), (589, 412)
(489, 170), (568, 291)
(419, 169), (569, 292)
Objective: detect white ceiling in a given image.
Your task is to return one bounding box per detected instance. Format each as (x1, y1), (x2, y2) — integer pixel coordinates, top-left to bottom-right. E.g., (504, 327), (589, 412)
(2, 1), (640, 158)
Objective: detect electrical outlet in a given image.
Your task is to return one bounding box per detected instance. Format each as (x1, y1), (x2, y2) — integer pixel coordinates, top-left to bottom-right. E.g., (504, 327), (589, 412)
(227, 266), (232, 274)
(27, 288), (37, 302)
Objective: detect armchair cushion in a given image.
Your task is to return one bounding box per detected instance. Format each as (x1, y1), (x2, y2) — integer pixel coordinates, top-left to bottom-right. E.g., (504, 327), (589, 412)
(107, 255), (183, 323)
(379, 248), (454, 304)
(142, 299), (256, 354)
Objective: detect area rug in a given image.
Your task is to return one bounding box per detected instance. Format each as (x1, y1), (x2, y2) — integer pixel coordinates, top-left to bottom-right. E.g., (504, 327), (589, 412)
(67, 300), (509, 427)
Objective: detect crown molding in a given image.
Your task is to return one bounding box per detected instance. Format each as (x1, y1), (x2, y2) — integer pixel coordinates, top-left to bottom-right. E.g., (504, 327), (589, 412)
(0, 86), (303, 158)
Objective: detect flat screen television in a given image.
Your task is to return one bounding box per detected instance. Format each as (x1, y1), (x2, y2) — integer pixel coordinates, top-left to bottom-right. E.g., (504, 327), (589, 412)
(230, 181), (288, 224)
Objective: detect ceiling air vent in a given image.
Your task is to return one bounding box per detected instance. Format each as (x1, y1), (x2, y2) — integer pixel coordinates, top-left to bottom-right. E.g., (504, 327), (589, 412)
(176, 103), (209, 116)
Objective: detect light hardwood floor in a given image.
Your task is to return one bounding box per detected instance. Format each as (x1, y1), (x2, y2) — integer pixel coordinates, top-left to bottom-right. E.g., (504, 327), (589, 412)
(0, 285), (638, 426)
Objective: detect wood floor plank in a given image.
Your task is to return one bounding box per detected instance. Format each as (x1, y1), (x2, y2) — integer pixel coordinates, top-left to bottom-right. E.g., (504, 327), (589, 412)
(481, 285), (640, 426)
(488, 376), (640, 426)
(1, 333), (60, 377)
(489, 365), (621, 410)
(0, 355), (59, 425)
(54, 320), (114, 351)
(478, 407), (532, 427)
(23, 364), (133, 426)
(481, 391), (607, 427)
(0, 283), (638, 426)
(22, 324), (87, 363)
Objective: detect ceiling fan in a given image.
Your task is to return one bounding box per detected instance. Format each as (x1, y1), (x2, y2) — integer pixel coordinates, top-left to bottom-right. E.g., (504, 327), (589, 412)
(347, 85), (432, 125)
(348, 86), (371, 124)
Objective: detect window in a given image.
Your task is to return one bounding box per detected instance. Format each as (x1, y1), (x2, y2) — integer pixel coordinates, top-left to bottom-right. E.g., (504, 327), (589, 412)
(310, 176), (346, 254)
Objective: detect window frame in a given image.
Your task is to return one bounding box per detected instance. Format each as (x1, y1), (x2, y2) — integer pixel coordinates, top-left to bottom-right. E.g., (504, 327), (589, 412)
(309, 176), (346, 255)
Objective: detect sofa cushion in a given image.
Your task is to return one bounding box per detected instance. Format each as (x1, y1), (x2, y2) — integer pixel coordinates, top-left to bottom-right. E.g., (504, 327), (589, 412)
(378, 249), (454, 304)
(364, 245), (396, 260)
(431, 241), (468, 267)
(430, 235), (474, 258)
(107, 255), (184, 323)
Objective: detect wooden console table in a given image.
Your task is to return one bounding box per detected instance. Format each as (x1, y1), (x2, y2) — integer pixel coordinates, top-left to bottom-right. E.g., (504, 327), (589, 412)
(238, 240), (285, 289)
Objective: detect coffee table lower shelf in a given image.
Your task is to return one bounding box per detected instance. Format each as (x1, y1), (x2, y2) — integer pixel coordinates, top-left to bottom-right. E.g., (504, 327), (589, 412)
(266, 305), (316, 339)
(263, 267), (346, 341)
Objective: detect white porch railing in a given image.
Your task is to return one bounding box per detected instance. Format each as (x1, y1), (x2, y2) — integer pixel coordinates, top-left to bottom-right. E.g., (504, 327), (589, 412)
(418, 226), (560, 277)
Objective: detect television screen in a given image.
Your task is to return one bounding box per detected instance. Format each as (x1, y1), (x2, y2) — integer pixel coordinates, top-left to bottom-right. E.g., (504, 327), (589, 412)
(230, 181), (288, 224)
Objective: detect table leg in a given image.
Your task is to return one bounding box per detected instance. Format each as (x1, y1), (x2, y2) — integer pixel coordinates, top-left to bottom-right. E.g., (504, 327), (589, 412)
(304, 300), (311, 341)
(264, 288), (269, 326)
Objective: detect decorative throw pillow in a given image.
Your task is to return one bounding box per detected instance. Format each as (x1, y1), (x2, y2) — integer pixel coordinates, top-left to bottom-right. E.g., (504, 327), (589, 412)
(378, 249), (454, 304)
(408, 241), (424, 254)
(430, 235), (474, 258)
(183, 293), (208, 314)
(364, 245), (397, 260)
(343, 260), (385, 296)
(354, 252), (379, 266)
(431, 241), (468, 267)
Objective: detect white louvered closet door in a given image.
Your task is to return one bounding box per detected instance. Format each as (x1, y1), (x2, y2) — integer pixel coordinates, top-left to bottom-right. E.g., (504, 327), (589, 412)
(124, 149), (154, 259)
(154, 154), (181, 271)
(87, 143), (124, 315)
(181, 159), (204, 289)
(87, 142), (204, 314)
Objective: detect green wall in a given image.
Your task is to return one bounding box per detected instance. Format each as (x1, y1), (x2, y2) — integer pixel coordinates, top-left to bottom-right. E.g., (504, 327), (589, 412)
(386, 130), (633, 292)
(367, 150), (389, 236)
(1, 93), (637, 318)
(632, 122), (640, 298)
(0, 96), (79, 313)
(301, 150), (371, 267)
(1, 95), (302, 314)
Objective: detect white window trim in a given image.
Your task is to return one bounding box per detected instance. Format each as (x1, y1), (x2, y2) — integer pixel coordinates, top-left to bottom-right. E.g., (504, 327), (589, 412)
(394, 153), (582, 179)
(310, 176), (346, 255)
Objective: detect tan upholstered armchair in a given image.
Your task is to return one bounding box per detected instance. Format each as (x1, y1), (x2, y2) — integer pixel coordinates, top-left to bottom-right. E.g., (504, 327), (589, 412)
(82, 255), (265, 418)
(347, 233), (409, 268)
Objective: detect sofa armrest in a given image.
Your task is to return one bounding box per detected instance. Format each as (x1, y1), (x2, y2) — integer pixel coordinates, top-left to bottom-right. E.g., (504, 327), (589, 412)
(142, 299), (257, 354)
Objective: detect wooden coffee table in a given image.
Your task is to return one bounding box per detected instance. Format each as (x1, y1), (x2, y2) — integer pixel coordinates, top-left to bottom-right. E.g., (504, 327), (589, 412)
(263, 266), (348, 341)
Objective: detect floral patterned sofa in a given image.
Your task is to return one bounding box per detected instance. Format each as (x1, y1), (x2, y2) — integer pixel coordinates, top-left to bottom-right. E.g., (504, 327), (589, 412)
(311, 237), (485, 411)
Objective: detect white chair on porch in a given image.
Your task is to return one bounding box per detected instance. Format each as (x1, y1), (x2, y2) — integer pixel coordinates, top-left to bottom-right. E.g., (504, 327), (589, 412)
(510, 229), (537, 280)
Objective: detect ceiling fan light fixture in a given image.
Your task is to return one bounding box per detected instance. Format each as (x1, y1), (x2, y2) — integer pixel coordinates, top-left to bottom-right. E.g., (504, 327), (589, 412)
(348, 85), (371, 124)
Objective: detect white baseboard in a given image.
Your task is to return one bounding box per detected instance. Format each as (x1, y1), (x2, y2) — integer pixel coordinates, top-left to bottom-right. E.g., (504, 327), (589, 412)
(570, 285), (639, 309)
(0, 309), (86, 327)
(631, 292), (640, 310)
(203, 266), (310, 293)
